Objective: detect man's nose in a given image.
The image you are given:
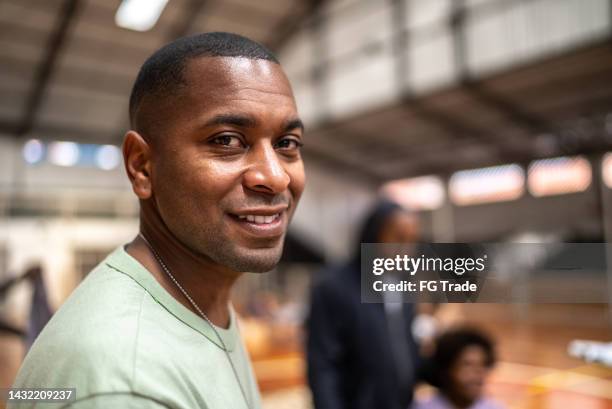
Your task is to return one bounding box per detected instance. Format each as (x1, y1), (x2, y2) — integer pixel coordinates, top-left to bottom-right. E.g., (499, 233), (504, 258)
(243, 143), (290, 195)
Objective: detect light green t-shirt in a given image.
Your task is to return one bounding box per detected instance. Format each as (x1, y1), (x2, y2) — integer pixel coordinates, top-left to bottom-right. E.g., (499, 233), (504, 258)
(9, 245), (262, 409)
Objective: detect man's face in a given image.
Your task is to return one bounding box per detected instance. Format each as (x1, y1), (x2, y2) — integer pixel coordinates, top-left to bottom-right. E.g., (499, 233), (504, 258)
(384, 212), (420, 243)
(379, 211), (420, 258)
(147, 56), (305, 272)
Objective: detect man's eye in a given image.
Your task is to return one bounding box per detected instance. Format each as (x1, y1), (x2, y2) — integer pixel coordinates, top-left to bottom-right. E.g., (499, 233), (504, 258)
(211, 135), (244, 148)
(275, 138), (303, 150)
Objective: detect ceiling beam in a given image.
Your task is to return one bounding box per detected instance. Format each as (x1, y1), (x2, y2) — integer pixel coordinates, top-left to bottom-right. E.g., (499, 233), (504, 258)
(16, 0), (82, 137)
(0, 121), (118, 144)
(390, 0), (496, 145)
(170, 0), (207, 39)
(384, 0), (550, 169)
(461, 81), (552, 132)
(267, 0), (328, 53)
(302, 147), (383, 185)
(410, 136), (612, 179)
(450, 0), (554, 135)
(109, 0), (208, 144)
(402, 96), (487, 141)
(0, 120), (19, 136)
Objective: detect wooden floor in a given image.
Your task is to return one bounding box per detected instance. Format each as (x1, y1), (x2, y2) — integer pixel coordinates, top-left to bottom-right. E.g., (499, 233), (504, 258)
(1, 305), (610, 409)
(257, 304), (612, 409)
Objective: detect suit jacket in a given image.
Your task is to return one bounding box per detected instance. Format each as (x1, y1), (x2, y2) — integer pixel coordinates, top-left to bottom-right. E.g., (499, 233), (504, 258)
(306, 261), (421, 409)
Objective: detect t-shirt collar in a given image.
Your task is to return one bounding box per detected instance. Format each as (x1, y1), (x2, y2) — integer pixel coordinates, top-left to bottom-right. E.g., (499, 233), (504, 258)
(104, 245), (238, 352)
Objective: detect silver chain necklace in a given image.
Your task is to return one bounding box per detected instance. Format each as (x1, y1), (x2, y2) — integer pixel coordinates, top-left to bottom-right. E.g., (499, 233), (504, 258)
(138, 233), (252, 409)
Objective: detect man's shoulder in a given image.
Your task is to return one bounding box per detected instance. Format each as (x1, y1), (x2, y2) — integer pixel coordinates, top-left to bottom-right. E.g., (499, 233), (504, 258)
(12, 255), (152, 392)
(11, 249), (242, 408)
(15, 264), (136, 372)
(37, 255), (148, 348)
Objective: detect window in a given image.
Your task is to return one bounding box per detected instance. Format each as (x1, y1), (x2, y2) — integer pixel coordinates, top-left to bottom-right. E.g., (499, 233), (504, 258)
(22, 140), (121, 171)
(601, 152), (612, 188)
(528, 156), (591, 197)
(381, 175), (445, 210)
(449, 164), (524, 206)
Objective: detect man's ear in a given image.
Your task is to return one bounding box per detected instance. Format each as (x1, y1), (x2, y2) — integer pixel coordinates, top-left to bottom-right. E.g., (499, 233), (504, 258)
(122, 130), (153, 199)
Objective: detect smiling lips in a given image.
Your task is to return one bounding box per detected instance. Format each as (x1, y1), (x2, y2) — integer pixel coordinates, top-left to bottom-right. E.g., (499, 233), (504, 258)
(230, 207), (287, 238)
(237, 214), (280, 224)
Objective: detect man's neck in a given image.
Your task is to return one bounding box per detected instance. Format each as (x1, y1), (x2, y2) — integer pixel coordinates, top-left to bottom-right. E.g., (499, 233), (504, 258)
(126, 216), (241, 329)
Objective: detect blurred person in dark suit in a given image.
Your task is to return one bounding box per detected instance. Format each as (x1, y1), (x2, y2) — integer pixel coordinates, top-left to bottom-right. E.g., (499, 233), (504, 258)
(413, 328), (503, 409)
(306, 200), (422, 409)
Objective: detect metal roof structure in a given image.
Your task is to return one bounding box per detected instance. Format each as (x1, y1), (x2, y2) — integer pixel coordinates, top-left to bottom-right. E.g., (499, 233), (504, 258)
(292, 0), (612, 182)
(1, 0), (612, 184)
(304, 41), (612, 182)
(0, 0), (315, 144)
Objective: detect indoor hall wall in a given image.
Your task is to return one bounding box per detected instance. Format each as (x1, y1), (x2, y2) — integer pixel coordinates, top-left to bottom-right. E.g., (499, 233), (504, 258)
(0, 136), (130, 192)
(0, 136), (137, 217)
(464, 0), (611, 77)
(279, 0), (611, 126)
(0, 137), (17, 183)
(290, 162), (377, 263)
(449, 186), (602, 241)
(0, 217), (138, 318)
(0, 138), (131, 192)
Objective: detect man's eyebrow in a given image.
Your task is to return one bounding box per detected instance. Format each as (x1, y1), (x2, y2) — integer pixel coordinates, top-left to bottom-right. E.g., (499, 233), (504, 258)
(283, 118), (305, 133)
(204, 113), (258, 128)
(202, 114), (304, 133)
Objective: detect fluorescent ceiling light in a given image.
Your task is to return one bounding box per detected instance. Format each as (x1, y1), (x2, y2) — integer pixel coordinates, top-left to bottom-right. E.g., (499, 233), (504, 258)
(450, 164), (525, 206)
(23, 139), (45, 165)
(603, 152), (612, 188)
(528, 156), (591, 197)
(381, 176), (445, 211)
(115, 0), (169, 32)
(48, 141), (79, 167)
(95, 145), (121, 170)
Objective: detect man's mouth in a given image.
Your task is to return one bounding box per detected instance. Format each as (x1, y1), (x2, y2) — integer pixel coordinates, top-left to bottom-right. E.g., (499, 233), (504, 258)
(236, 213), (281, 224)
(227, 206), (288, 238)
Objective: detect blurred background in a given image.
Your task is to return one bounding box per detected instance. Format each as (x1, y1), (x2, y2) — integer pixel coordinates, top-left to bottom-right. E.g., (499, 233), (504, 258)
(1, 0), (612, 408)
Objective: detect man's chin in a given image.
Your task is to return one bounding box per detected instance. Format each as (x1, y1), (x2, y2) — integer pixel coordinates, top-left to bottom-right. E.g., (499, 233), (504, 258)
(222, 246), (283, 273)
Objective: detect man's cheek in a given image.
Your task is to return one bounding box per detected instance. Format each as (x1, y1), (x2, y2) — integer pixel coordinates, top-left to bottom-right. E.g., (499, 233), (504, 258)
(288, 163), (305, 194)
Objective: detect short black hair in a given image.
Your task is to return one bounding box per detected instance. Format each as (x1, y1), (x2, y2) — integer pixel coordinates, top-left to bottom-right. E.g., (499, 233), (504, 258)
(128, 32), (279, 129)
(429, 327), (496, 389)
